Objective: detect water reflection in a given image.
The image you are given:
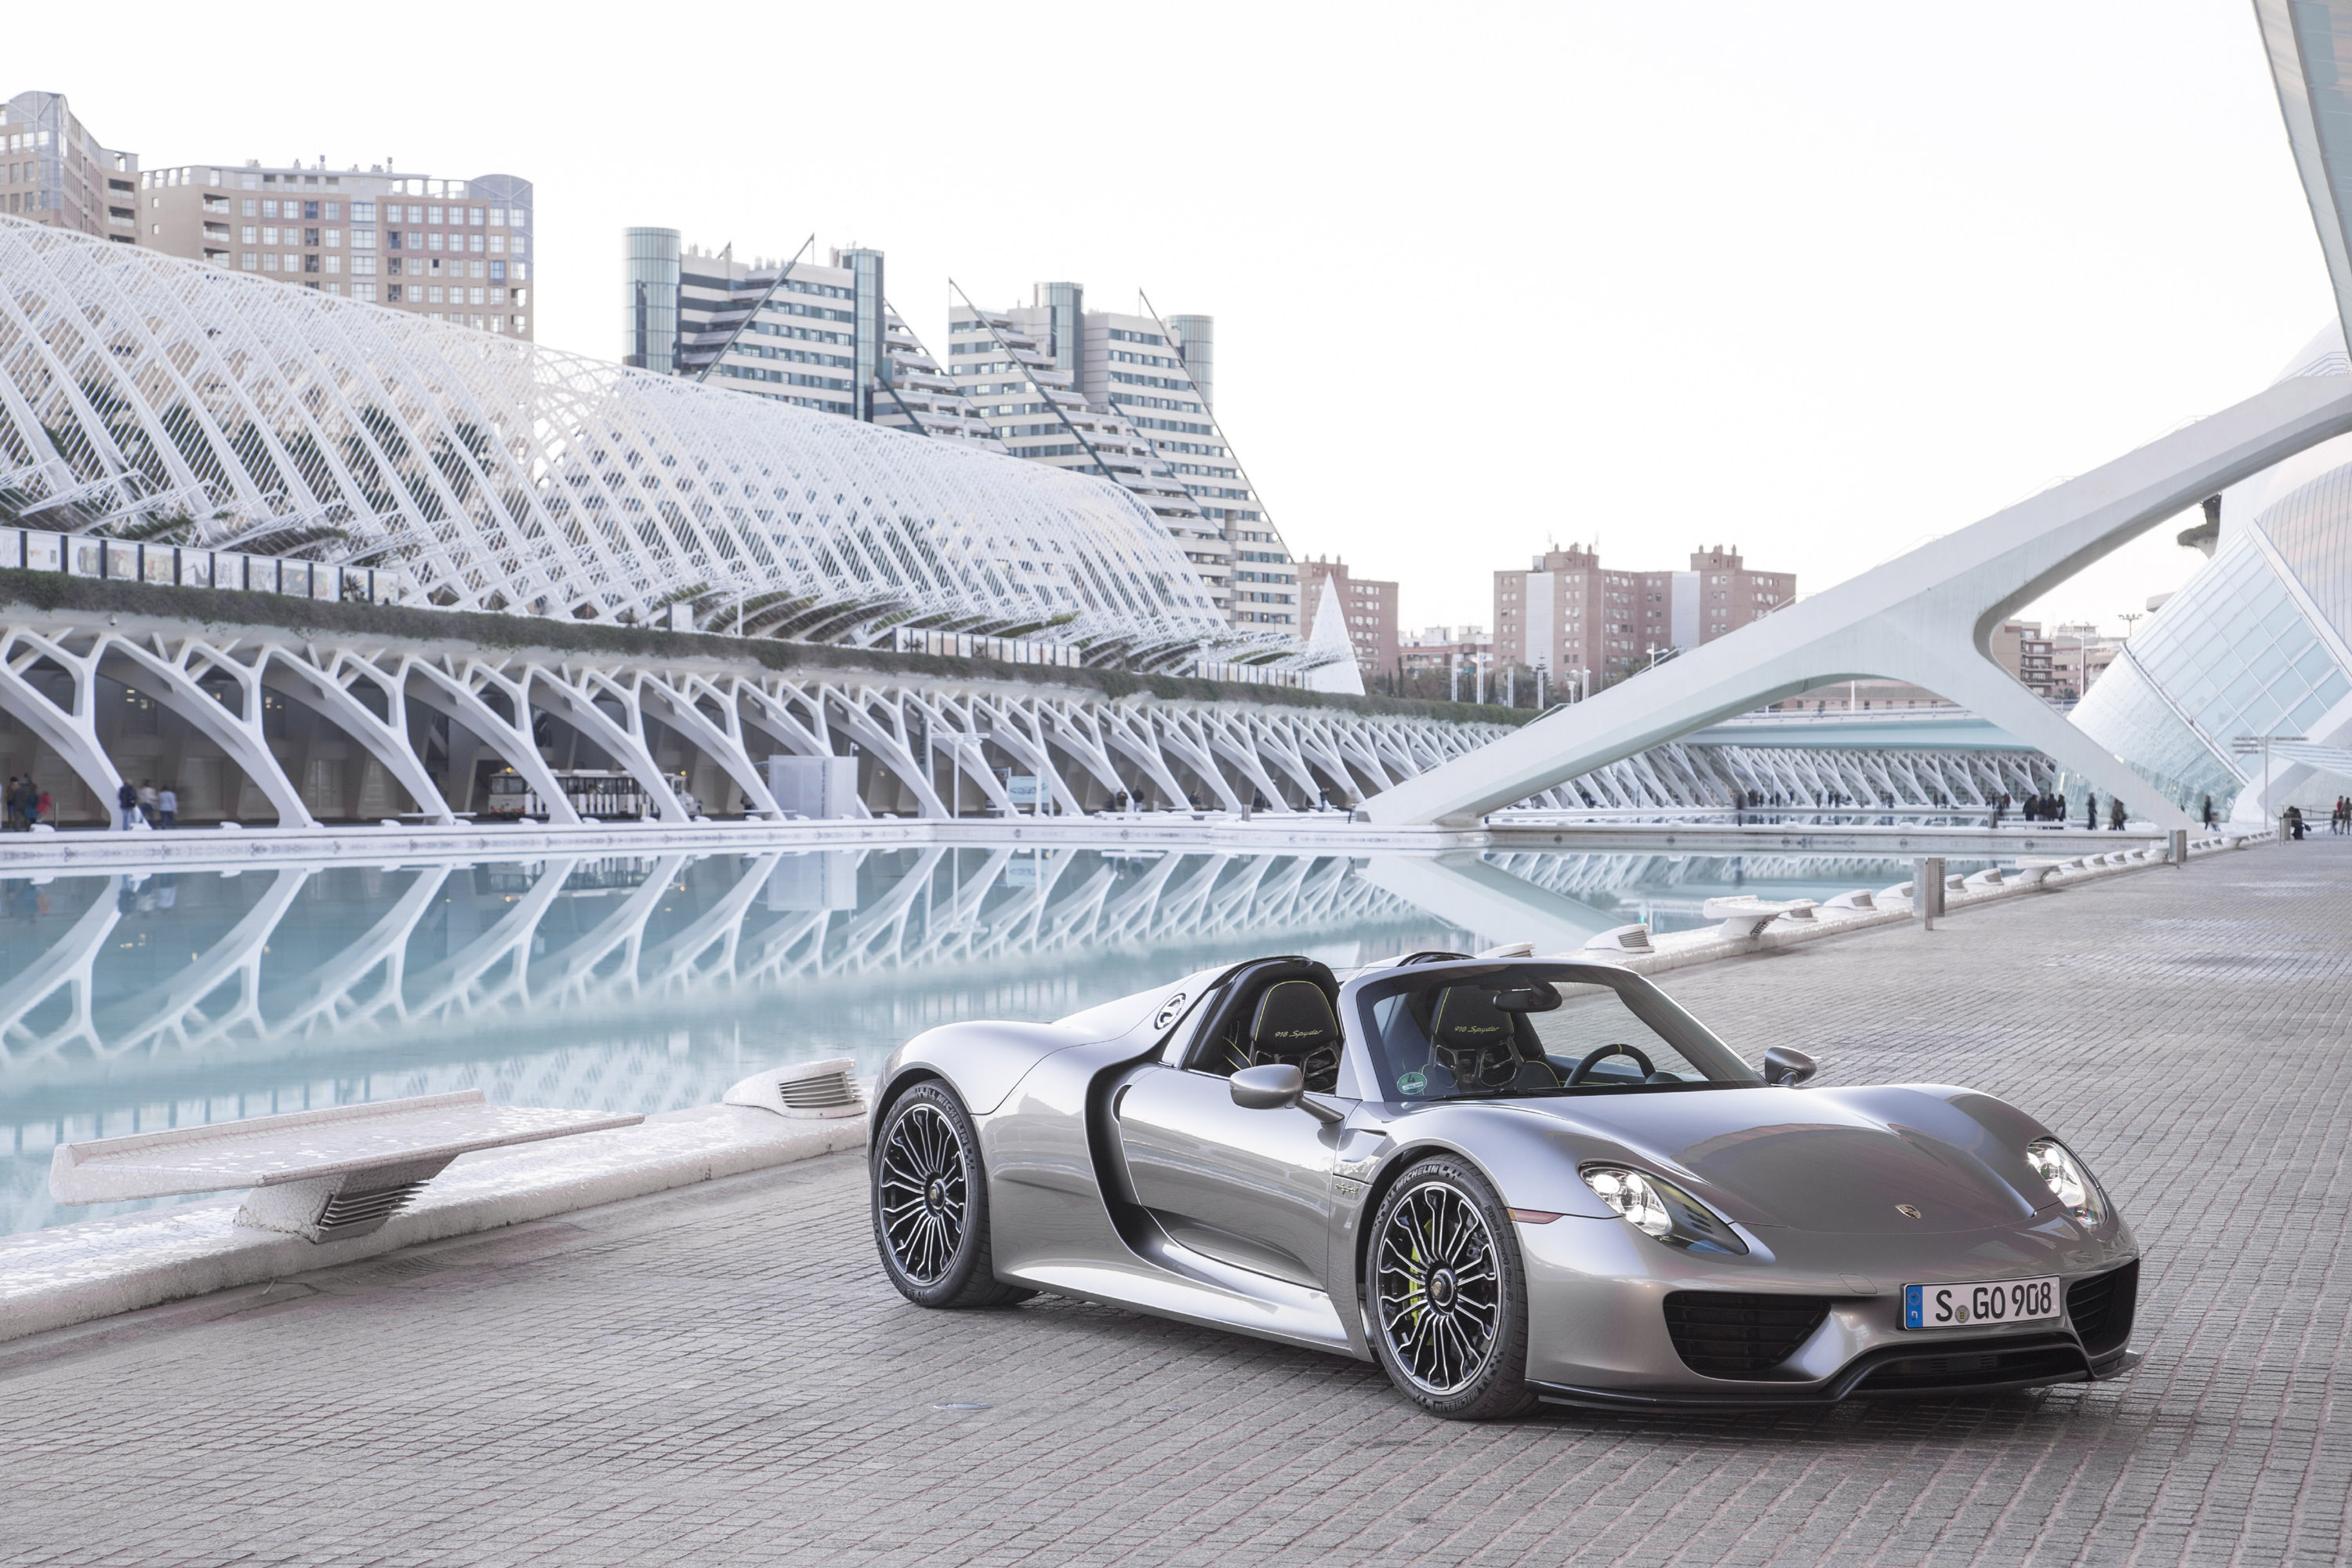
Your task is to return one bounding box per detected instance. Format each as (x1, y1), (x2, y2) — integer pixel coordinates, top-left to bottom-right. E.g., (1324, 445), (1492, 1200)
(0, 844), (1973, 1233)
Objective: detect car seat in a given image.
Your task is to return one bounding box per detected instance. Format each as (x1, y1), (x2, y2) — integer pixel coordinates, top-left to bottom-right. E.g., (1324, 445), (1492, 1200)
(1428, 984), (1562, 1092)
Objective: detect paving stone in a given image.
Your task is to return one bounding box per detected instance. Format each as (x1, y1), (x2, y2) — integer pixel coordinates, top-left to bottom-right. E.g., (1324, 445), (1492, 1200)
(1, 841), (2349, 1565)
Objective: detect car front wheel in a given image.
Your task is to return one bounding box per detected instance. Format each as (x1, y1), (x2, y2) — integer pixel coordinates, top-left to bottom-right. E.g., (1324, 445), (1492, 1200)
(1367, 1157), (1536, 1419)
(871, 1081), (1033, 1308)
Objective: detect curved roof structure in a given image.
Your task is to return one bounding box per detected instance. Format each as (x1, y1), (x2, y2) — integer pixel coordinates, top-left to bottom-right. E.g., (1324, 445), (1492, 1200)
(0, 216), (1241, 664)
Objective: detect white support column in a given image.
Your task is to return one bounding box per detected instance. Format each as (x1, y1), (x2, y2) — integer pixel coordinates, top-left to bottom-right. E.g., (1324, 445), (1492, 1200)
(405, 659), (582, 826)
(0, 627), (128, 825)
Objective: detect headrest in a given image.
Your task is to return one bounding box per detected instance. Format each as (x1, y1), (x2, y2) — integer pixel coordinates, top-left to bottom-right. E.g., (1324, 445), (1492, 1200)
(1428, 985), (1527, 1089)
(1250, 980), (1339, 1055)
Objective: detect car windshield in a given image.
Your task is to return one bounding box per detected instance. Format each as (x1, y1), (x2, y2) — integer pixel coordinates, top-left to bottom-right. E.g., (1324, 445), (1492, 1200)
(1352, 961), (1762, 1102)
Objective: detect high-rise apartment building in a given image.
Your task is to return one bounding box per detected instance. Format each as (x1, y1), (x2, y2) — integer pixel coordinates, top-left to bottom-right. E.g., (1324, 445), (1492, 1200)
(623, 234), (998, 444)
(143, 160), (535, 337)
(1298, 556), (1399, 676)
(950, 289), (1295, 634)
(1, 92), (137, 243)
(1494, 544), (1795, 687)
(620, 231), (1298, 638)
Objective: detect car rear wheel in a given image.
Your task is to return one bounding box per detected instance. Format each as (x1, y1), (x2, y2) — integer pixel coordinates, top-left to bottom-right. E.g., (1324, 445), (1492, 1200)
(871, 1081), (1033, 1308)
(1367, 1157), (1536, 1419)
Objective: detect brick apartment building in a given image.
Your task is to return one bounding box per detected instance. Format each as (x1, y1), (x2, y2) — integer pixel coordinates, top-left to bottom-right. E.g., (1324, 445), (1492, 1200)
(1494, 543), (1795, 688)
(1298, 555), (1399, 677)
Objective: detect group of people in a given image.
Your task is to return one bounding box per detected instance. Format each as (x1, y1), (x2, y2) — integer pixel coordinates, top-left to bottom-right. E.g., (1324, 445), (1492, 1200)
(111, 779), (179, 830)
(2015, 792), (2068, 822)
(2, 775), (50, 830)
(2328, 797), (2352, 834)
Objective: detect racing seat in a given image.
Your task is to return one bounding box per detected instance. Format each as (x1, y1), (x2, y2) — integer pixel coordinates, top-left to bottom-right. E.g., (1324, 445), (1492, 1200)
(1428, 985), (1562, 1092)
(1243, 979), (1343, 1094)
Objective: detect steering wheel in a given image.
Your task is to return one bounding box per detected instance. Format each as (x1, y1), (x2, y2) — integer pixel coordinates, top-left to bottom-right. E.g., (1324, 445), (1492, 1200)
(1568, 1044), (1656, 1085)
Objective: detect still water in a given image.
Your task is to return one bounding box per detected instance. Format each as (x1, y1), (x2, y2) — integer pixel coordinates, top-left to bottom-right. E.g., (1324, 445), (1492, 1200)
(0, 843), (1996, 1234)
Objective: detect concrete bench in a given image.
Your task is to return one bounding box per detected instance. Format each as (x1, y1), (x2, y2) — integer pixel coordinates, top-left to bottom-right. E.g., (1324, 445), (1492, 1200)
(1584, 923), (1653, 955)
(1700, 897), (1817, 938)
(49, 1091), (641, 1243)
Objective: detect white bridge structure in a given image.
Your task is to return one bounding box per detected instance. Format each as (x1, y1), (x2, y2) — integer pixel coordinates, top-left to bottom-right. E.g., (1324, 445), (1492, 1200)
(1365, 0), (2352, 832)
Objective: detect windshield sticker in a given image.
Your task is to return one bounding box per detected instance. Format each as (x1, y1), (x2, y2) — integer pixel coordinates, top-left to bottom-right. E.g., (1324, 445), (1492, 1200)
(1397, 1071), (1428, 1096)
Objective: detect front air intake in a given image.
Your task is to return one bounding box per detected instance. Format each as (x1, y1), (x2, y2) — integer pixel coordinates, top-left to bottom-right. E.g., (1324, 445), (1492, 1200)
(1662, 1291), (1832, 1375)
(2066, 1261), (2140, 1356)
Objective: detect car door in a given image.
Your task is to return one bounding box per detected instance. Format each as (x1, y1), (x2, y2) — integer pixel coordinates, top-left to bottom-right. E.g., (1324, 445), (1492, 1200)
(1109, 1058), (1345, 1291)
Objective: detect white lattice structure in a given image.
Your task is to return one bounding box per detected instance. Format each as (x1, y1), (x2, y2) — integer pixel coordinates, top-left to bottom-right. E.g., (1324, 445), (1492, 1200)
(0, 602), (2067, 826)
(0, 215), (1290, 669)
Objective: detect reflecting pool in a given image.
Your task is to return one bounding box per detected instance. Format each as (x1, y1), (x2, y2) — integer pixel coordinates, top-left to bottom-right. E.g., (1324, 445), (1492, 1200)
(0, 844), (1997, 1233)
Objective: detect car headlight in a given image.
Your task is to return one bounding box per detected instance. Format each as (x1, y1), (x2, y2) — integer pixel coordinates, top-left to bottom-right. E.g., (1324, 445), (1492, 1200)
(1580, 1165), (1748, 1254)
(2025, 1138), (2104, 1225)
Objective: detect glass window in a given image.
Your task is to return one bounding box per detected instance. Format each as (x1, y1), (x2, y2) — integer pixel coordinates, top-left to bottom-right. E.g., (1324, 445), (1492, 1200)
(1354, 963), (1759, 1102)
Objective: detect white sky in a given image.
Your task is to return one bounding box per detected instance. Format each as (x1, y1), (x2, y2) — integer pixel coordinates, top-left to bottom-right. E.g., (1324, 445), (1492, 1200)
(20, 1), (2338, 640)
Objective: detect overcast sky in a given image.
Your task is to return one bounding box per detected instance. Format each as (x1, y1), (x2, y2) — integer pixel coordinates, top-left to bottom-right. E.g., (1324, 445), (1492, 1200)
(21, 1), (2336, 638)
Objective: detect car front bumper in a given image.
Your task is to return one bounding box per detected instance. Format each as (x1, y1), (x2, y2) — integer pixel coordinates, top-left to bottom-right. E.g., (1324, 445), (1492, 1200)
(1512, 1209), (2140, 1405)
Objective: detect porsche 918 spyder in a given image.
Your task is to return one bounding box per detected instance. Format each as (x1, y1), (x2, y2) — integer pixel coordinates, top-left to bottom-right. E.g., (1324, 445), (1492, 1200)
(867, 953), (2140, 1418)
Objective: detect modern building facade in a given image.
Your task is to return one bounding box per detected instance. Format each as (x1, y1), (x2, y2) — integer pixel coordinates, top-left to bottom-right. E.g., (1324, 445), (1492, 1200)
(1494, 545), (1795, 688)
(1298, 556), (1399, 676)
(1, 92), (136, 243)
(2068, 326), (2352, 819)
(141, 160), (535, 339)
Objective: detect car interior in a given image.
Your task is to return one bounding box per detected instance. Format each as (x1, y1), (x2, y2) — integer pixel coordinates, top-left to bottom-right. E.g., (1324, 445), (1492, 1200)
(1186, 957), (1345, 1093)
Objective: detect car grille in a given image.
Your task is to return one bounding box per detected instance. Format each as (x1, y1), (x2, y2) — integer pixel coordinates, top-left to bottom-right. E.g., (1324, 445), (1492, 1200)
(2066, 1261), (2139, 1356)
(1663, 1291), (1831, 1375)
(1850, 1335), (2085, 1393)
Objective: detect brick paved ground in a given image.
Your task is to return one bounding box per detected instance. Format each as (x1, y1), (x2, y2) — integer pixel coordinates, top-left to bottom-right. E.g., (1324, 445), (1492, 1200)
(1, 840), (2347, 1567)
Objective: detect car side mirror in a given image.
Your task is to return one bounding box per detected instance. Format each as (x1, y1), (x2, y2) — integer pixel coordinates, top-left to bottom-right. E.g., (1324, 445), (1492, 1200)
(1763, 1046), (1817, 1087)
(1231, 1063), (1305, 1110)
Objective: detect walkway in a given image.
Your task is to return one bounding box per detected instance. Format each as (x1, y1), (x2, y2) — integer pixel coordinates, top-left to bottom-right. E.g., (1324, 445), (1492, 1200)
(1, 840), (2347, 1566)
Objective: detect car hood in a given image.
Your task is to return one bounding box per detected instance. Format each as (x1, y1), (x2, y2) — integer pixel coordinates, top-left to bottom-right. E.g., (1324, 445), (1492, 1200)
(1508, 1085), (2052, 1233)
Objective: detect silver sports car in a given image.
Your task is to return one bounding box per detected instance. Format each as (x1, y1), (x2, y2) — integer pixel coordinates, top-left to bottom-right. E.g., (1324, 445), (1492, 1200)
(868, 953), (2141, 1419)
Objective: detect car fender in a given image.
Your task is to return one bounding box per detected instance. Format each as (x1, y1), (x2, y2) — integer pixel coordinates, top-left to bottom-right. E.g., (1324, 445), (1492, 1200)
(1354, 1103), (1622, 1220)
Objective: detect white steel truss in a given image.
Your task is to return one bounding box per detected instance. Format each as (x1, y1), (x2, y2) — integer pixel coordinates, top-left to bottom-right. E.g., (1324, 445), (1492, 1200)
(0, 216), (1273, 667)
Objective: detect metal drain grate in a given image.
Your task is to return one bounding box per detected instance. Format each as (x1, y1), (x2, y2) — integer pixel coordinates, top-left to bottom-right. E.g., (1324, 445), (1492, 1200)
(314, 1179), (431, 1238)
(779, 1069), (859, 1112)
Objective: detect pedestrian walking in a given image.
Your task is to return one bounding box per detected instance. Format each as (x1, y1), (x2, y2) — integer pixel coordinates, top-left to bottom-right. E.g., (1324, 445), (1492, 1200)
(2202, 794), (2216, 828)
(137, 780), (158, 826)
(115, 779), (140, 830)
(158, 785), (177, 830)
(2109, 797), (2126, 831)
(2, 775), (18, 830)
(35, 789), (51, 827)
(2085, 791), (2099, 830)
(2288, 804), (2307, 840)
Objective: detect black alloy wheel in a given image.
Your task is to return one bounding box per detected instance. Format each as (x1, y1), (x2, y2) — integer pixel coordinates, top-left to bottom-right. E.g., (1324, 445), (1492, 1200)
(870, 1080), (1032, 1308)
(1367, 1157), (1535, 1418)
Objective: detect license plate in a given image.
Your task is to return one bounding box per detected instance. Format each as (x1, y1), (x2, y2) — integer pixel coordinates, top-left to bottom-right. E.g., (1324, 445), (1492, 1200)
(1903, 1276), (2061, 1330)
